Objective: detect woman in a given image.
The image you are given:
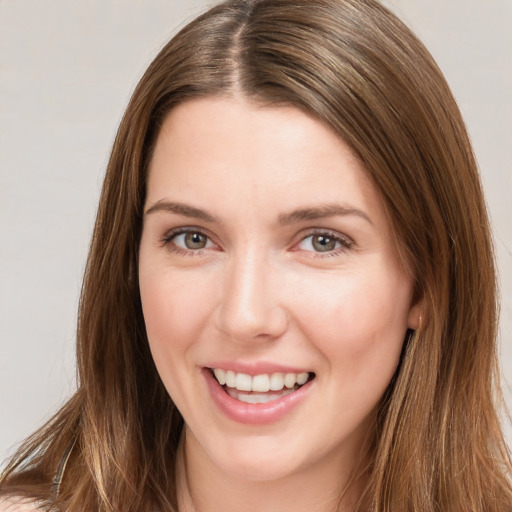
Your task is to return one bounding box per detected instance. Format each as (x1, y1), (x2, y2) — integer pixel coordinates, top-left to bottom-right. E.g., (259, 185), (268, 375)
(1, 0), (511, 510)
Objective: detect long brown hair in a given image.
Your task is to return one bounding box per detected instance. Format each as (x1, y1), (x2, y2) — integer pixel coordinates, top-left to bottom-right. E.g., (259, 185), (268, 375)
(1, 0), (511, 510)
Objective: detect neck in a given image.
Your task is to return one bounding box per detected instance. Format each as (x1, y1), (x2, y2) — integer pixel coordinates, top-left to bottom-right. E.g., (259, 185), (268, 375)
(176, 428), (369, 512)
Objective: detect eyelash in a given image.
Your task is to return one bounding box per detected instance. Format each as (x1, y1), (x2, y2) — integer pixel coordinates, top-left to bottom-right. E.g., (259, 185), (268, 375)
(296, 229), (354, 258)
(160, 227), (213, 256)
(160, 227), (354, 258)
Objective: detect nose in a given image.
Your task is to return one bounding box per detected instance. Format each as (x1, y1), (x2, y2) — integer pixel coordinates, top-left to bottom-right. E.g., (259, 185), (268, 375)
(214, 250), (288, 343)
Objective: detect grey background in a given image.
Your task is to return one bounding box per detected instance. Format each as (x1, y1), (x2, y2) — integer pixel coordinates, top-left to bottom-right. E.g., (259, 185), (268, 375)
(1, 0), (511, 463)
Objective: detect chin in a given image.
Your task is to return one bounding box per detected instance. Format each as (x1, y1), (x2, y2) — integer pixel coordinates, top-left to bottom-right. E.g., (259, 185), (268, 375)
(214, 451), (304, 482)
(194, 425), (336, 483)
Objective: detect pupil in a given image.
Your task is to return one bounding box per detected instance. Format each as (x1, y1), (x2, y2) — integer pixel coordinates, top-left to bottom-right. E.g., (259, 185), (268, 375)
(313, 235), (336, 252)
(185, 232), (206, 249)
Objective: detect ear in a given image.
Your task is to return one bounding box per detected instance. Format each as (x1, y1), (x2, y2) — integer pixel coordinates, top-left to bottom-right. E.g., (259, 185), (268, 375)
(407, 299), (424, 331)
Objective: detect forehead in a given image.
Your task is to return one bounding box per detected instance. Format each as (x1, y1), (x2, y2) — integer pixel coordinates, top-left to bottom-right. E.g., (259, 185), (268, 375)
(143, 96), (411, 277)
(146, 96), (379, 215)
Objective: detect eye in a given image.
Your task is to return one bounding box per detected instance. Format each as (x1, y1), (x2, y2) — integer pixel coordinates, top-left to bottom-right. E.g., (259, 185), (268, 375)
(162, 228), (215, 253)
(297, 231), (352, 255)
(177, 231), (209, 250)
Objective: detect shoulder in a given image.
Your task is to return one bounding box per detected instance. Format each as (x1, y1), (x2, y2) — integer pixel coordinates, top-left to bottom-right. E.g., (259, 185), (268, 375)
(0, 498), (43, 512)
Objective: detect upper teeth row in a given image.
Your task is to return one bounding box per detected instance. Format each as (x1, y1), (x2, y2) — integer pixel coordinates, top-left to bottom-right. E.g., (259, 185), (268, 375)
(212, 368), (309, 392)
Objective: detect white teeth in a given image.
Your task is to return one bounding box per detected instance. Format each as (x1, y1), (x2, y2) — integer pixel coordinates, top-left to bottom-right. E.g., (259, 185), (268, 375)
(269, 373), (284, 391)
(225, 370), (236, 388)
(226, 386), (296, 403)
(235, 372), (252, 391)
(284, 373), (296, 388)
(211, 368), (311, 392)
(213, 368), (226, 385)
(297, 372), (308, 385)
(252, 374), (270, 392)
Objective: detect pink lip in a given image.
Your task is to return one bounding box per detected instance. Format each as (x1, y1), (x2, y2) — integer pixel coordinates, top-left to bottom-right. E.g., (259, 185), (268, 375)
(205, 360), (311, 375)
(202, 368), (314, 425)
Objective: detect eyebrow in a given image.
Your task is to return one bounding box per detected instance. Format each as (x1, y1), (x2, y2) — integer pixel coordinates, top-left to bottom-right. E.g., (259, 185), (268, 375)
(144, 200), (220, 223)
(278, 203), (373, 226)
(144, 200), (372, 226)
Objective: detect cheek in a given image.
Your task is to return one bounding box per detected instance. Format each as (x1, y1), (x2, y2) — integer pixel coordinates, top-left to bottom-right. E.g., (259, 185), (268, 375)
(140, 271), (211, 345)
(138, 264), (217, 391)
(293, 270), (411, 430)
(138, 270), (217, 422)
(292, 265), (411, 375)
(140, 278), (177, 352)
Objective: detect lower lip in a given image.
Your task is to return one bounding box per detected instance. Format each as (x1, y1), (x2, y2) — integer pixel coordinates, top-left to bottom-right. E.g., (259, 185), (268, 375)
(202, 368), (314, 425)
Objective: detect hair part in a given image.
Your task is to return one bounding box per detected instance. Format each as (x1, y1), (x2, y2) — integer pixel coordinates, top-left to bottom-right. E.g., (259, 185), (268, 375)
(2, 1), (511, 510)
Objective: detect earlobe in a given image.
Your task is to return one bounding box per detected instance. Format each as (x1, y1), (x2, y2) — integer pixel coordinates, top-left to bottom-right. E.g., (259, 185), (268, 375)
(407, 301), (424, 331)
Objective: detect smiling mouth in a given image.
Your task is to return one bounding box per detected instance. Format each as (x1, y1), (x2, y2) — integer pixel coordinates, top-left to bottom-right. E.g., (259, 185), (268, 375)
(209, 368), (316, 404)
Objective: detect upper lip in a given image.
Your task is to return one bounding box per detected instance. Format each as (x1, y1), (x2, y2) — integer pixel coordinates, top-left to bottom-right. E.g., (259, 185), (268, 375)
(205, 361), (313, 376)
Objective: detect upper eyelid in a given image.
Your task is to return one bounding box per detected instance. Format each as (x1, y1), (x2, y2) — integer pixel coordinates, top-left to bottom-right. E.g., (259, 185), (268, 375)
(294, 228), (353, 245)
(162, 226), (213, 241)
(160, 226), (354, 251)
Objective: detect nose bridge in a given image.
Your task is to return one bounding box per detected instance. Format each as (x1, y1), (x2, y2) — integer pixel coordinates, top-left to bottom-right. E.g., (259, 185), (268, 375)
(215, 245), (287, 341)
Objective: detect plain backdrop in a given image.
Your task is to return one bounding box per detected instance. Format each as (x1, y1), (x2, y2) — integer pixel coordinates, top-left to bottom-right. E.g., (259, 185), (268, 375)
(1, 0), (511, 463)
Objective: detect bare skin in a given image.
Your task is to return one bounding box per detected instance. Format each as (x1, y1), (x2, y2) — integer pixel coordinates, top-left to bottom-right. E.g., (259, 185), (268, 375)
(139, 96), (420, 511)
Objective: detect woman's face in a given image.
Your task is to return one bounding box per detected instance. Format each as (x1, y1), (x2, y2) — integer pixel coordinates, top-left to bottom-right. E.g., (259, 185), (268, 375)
(139, 97), (420, 482)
